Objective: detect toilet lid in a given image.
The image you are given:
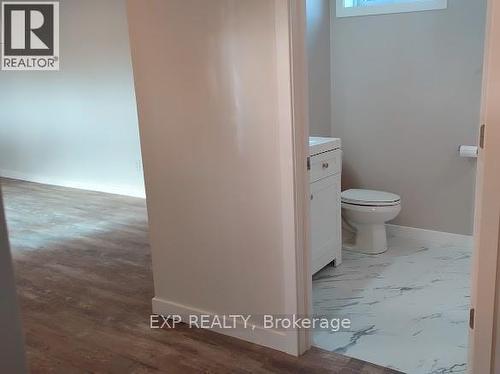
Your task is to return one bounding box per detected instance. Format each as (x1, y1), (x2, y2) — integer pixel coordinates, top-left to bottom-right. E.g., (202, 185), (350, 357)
(341, 189), (401, 206)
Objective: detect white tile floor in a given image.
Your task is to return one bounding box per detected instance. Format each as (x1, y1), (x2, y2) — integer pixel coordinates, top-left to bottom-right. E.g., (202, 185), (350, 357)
(312, 235), (472, 374)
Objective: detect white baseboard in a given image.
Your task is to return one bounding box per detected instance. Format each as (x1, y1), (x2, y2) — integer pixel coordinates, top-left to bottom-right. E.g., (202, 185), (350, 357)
(152, 297), (299, 356)
(387, 224), (473, 249)
(0, 169), (146, 198)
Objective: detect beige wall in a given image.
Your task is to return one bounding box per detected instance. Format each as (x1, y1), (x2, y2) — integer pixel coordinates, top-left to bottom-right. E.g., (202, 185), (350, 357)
(307, 0), (332, 137)
(127, 0), (303, 354)
(0, 0), (144, 197)
(331, 0), (486, 235)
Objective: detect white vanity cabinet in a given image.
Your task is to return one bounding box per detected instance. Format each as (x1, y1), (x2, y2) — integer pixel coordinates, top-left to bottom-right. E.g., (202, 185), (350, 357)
(309, 137), (342, 274)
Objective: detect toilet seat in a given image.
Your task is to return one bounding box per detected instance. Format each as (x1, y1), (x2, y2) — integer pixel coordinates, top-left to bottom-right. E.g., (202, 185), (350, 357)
(341, 189), (401, 207)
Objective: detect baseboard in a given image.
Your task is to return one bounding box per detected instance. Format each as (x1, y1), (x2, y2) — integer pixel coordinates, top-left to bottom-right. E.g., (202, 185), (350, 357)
(0, 169), (146, 198)
(387, 224), (473, 249)
(152, 297), (298, 356)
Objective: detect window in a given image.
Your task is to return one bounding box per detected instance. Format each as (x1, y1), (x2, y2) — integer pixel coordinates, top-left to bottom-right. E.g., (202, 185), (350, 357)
(336, 0), (447, 18)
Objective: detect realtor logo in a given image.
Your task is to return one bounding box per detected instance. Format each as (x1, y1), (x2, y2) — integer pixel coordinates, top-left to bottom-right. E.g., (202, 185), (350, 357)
(1, 1), (59, 70)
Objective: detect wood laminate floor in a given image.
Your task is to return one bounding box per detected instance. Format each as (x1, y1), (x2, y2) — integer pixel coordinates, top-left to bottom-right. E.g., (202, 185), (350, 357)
(2, 178), (401, 374)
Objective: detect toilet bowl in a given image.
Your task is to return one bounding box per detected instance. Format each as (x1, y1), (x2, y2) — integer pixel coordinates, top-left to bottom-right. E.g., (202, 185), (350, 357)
(341, 189), (401, 255)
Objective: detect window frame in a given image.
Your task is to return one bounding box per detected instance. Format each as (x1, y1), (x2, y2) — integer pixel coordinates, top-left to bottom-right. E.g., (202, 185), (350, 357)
(336, 0), (448, 18)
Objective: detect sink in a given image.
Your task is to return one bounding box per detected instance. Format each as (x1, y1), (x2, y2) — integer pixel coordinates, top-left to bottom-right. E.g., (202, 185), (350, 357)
(309, 136), (341, 156)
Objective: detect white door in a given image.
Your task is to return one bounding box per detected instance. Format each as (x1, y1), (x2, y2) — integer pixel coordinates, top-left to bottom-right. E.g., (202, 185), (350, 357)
(468, 0), (500, 372)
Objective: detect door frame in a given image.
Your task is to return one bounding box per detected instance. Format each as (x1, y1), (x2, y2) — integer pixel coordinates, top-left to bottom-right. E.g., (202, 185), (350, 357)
(291, 0), (500, 369)
(281, 0), (312, 355)
(468, 0), (500, 372)
(0, 187), (27, 373)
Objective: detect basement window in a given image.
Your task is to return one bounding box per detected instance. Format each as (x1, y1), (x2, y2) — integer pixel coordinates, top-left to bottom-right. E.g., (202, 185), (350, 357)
(336, 0), (447, 18)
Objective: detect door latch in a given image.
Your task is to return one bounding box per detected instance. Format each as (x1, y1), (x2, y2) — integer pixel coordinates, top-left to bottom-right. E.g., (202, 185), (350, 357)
(479, 124), (486, 149)
(469, 308), (475, 329)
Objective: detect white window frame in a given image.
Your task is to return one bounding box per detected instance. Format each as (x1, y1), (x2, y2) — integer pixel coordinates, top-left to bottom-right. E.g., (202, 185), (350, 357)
(336, 0), (447, 18)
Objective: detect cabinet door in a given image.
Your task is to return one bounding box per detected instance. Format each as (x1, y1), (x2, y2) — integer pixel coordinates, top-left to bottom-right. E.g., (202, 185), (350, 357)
(310, 174), (341, 274)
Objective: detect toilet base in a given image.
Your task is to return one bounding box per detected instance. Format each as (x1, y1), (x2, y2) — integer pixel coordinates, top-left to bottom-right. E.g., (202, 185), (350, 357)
(343, 223), (388, 255)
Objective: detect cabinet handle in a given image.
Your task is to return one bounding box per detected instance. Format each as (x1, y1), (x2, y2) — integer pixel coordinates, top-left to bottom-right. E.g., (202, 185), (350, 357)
(322, 162), (329, 169)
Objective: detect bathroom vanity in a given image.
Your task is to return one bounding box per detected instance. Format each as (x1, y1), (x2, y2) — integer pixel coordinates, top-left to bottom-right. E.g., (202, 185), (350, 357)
(309, 137), (342, 274)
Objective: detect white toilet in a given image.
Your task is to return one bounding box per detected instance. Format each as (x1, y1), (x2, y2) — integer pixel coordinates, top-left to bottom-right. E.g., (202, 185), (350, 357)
(341, 189), (401, 255)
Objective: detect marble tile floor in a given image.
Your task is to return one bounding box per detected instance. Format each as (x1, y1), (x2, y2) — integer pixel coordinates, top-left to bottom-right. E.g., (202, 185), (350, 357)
(312, 234), (472, 374)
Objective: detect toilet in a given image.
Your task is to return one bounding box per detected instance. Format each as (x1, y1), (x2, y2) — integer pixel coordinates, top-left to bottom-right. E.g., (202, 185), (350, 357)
(341, 189), (401, 255)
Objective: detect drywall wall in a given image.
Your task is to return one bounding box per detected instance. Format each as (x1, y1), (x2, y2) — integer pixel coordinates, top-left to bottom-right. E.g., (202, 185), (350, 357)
(128, 0), (306, 355)
(0, 188), (27, 373)
(331, 0), (486, 235)
(0, 0), (144, 197)
(306, 0), (332, 137)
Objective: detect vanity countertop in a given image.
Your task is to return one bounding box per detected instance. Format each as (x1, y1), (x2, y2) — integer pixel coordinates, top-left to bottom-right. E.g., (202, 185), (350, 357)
(309, 137), (341, 156)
